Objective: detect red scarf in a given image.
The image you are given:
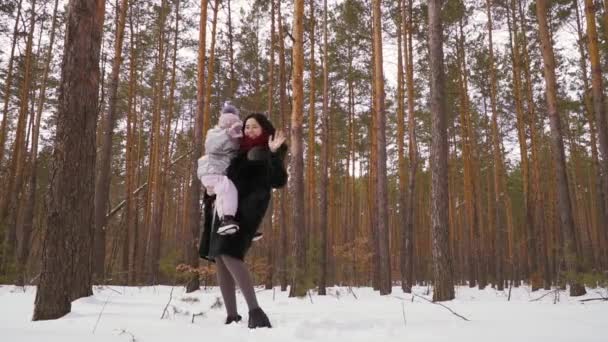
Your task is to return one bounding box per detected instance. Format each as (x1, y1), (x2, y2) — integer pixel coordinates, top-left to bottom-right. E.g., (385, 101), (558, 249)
(240, 132), (270, 152)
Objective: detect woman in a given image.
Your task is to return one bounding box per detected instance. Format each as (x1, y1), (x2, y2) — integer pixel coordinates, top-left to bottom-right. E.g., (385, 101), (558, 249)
(199, 113), (288, 329)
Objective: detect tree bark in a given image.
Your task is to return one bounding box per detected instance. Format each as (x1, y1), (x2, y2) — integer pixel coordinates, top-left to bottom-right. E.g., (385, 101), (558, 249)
(16, 0), (60, 285)
(318, 0), (329, 296)
(428, 0), (455, 301)
(33, 0), (105, 320)
(93, 0), (130, 283)
(289, 0), (307, 298)
(371, 0), (391, 295)
(0, 0), (23, 168)
(535, 0), (586, 296)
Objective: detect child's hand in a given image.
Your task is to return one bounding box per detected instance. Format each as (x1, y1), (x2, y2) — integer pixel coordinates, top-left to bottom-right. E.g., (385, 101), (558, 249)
(228, 122), (243, 138)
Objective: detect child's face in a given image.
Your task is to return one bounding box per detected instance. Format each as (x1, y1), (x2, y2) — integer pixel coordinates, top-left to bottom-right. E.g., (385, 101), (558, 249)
(244, 118), (263, 139)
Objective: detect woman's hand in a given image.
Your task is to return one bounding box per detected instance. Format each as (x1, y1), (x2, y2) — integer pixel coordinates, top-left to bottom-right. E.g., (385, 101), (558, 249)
(268, 130), (286, 153)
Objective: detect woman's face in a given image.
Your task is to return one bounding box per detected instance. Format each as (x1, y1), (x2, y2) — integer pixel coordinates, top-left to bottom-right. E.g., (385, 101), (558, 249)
(244, 118), (263, 139)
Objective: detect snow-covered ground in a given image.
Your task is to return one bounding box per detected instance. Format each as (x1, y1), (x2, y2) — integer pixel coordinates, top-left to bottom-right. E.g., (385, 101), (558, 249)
(1, 284), (606, 342)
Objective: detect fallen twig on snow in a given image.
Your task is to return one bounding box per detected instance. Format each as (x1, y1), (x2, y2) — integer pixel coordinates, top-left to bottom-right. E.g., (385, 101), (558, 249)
(93, 295), (112, 334)
(347, 286), (358, 300)
(579, 297), (608, 302)
(410, 293), (470, 321)
(529, 289), (562, 303)
(116, 329), (137, 342)
(160, 287), (176, 319)
(191, 312), (205, 323)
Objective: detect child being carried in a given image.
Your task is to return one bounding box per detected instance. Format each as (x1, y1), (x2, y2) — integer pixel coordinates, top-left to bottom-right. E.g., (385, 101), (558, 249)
(197, 103), (242, 235)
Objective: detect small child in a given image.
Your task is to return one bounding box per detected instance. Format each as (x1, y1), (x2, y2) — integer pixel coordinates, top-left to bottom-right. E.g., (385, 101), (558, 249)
(197, 103), (242, 235)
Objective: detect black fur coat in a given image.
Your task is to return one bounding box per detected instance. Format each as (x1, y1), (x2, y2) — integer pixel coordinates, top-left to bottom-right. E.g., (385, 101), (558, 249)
(199, 144), (288, 261)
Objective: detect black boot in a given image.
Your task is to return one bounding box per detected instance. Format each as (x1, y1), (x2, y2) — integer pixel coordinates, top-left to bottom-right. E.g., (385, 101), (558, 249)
(248, 307), (272, 329)
(225, 314), (242, 324)
(217, 215), (239, 235)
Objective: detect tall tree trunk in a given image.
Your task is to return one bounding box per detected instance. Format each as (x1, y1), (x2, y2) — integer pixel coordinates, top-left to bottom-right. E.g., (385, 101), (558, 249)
(1, 0), (37, 273)
(145, 0), (169, 284)
(16, 0), (61, 285)
(306, 0), (316, 257)
(318, 0), (329, 296)
(277, 0), (289, 292)
(125, 3), (142, 285)
(518, 0), (548, 290)
(371, 0), (391, 295)
(397, 0), (408, 293)
(289, 0), (307, 298)
(456, 17), (479, 289)
(0, 0), (23, 168)
(428, 0), (454, 301)
(202, 0), (219, 138)
(33, 0), (105, 320)
(584, 0), (608, 266)
(535, 0), (586, 296)
(486, 0), (508, 291)
(93, 0), (130, 283)
(506, 0), (531, 283)
(404, 0), (418, 292)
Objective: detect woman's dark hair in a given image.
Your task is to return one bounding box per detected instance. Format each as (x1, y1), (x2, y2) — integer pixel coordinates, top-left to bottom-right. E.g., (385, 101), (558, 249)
(243, 113), (276, 137)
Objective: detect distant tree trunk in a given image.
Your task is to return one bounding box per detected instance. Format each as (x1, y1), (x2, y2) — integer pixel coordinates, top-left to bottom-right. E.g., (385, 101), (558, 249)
(125, 3), (141, 285)
(264, 0), (276, 290)
(184, 0), (208, 292)
(0, 0), (23, 168)
(583, 0), (608, 265)
(486, 0), (508, 291)
(371, 0), (391, 295)
(506, 0), (530, 283)
(227, 0), (236, 97)
(306, 0), (316, 258)
(93, 0), (130, 283)
(428, 0), (455, 302)
(456, 17), (479, 289)
(518, 0), (547, 290)
(535, 0), (586, 296)
(202, 0), (219, 137)
(33, 0), (105, 320)
(397, 0), (407, 292)
(145, 0), (169, 284)
(1, 0), (37, 273)
(277, 0), (289, 292)
(403, 0), (418, 292)
(289, 0), (307, 298)
(318, 0), (329, 296)
(16, 0), (60, 285)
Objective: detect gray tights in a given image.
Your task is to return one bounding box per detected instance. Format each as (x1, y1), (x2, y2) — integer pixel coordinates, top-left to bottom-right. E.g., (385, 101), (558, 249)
(215, 254), (259, 316)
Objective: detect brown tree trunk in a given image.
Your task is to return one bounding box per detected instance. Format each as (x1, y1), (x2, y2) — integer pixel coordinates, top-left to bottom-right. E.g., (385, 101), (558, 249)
(371, 0), (391, 295)
(584, 0), (608, 267)
(16, 0), (60, 285)
(125, 3), (142, 285)
(145, 0), (169, 284)
(535, 0), (586, 296)
(397, 0), (408, 292)
(456, 17), (479, 288)
(0, 0), (23, 168)
(33, 0), (105, 320)
(277, 0), (289, 292)
(318, 0), (329, 296)
(306, 0), (317, 259)
(289, 0), (307, 298)
(1, 0), (37, 273)
(93, 0), (130, 283)
(486, 0), (508, 291)
(428, 0), (454, 301)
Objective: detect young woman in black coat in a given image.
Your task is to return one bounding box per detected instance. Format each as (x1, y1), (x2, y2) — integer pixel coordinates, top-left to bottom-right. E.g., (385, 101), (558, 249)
(199, 113), (287, 328)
